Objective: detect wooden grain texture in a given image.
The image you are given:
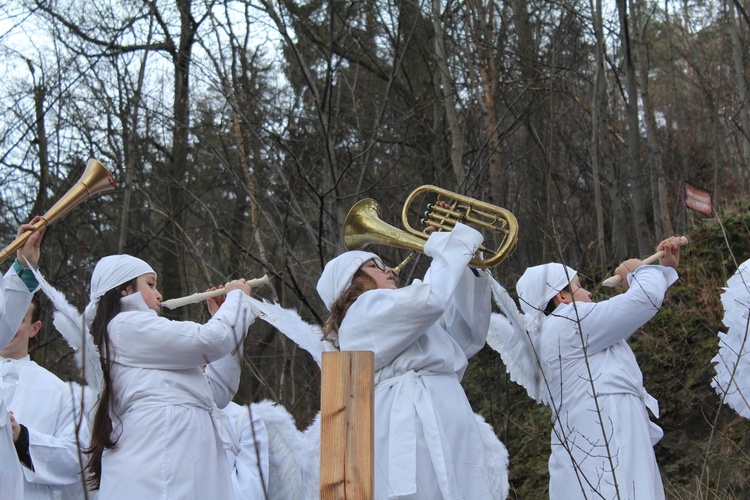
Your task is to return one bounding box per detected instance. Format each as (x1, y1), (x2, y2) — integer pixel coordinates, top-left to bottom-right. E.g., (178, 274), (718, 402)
(320, 351), (374, 499)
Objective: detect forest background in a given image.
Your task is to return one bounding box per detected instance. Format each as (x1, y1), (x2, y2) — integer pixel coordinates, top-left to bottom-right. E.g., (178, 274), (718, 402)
(1, 0), (749, 497)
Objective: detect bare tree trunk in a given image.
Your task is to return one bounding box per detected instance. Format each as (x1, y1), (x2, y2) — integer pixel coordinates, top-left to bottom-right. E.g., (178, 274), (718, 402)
(162, 0), (200, 317)
(729, 0), (750, 185)
(118, 24), (154, 253)
(229, 102), (275, 297)
(606, 157), (629, 262)
(664, 0), (690, 226)
(590, 0), (609, 273)
(617, 0), (650, 255)
(631, 0), (674, 240)
(664, 0), (687, 190)
(512, 0), (548, 261)
(463, 0), (511, 211)
(432, 0), (466, 189)
(30, 63), (49, 218)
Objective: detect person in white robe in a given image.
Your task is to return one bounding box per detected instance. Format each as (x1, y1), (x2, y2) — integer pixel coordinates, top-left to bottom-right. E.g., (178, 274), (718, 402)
(223, 401), (270, 499)
(317, 222), (501, 500)
(83, 254), (256, 499)
(1, 218), (46, 499)
(2, 296), (90, 499)
(514, 236), (682, 500)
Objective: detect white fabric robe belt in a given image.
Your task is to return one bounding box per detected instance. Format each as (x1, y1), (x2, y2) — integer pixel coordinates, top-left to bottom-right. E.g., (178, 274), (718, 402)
(376, 370), (460, 500)
(205, 403), (241, 455)
(552, 387), (659, 422)
(640, 387), (660, 418)
(604, 388), (660, 418)
(555, 387), (660, 421)
(124, 400), (240, 455)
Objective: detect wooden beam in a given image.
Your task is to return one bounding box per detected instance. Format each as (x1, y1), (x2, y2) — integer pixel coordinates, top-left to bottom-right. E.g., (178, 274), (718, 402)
(320, 351), (374, 499)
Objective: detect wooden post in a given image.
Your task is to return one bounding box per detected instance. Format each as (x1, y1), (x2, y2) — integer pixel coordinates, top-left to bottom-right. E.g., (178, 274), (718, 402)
(320, 351), (374, 499)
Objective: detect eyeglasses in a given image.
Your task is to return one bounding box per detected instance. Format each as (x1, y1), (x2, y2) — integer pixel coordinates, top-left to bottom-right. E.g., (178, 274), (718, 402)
(365, 258), (387, 272)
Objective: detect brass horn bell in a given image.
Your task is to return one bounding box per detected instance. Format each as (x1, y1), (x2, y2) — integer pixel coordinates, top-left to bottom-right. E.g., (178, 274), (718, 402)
(1, 159), (116, 263)
(343, 185), (518, 270)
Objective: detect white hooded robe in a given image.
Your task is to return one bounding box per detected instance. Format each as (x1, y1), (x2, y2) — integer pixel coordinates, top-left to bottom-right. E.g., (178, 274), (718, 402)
(333, 224), (495, 499)
(539, 265), (677, 500)
(97, 289), (254, 499)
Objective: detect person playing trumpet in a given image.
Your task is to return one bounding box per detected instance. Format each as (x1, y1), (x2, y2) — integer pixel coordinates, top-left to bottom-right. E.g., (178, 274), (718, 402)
(317, 220), (508, 499)
(1, 217), (46, 498)
(514, 236), (682, 500)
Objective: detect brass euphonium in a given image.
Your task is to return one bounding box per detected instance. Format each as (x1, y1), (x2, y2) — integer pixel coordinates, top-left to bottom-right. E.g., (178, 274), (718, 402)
(344, 185), (518, 273)
(0, 159), (116, 263)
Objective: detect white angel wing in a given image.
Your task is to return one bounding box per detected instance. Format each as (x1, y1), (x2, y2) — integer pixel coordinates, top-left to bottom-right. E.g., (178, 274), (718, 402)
(485, 272), (544, 403)
(243, 296), (336, 367)
(27, 266), (103, 394)
(251, 400), (318, 499)
(301, 411), (321, 494)
(711, 259), (750, 418)
(473, 412), (509, 499)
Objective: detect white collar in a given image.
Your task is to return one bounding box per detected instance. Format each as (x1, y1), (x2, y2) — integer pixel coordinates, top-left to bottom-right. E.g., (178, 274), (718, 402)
(0, 355), (31, 362)
(120, 292), (155, 314)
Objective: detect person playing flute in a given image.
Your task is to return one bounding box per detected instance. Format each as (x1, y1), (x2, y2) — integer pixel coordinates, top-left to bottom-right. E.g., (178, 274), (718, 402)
(511, 236), (682, 499)
(83, 255), (256, 498)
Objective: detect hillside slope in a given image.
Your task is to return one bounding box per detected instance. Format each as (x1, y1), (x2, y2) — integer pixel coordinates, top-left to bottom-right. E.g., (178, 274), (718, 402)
(465, 207), (750, 499)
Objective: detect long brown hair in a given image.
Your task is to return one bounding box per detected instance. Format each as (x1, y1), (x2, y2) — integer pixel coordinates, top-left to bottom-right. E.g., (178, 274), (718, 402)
(84, 278), (136, 489)
(322, 269), (377, 341)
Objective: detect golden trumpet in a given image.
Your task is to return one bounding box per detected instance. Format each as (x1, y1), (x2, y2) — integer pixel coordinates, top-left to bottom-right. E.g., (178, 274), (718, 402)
(0, 159), (116, 263)
(344, 185), (518, 272)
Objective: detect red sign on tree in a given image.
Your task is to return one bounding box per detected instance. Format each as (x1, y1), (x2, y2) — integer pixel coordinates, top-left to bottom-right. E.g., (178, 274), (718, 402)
(682, 182), (713, 215)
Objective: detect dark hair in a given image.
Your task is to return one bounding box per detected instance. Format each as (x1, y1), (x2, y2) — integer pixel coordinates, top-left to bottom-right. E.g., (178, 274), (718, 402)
(26, 294), (43, 351)
(29, 293), (42, 323)
(322, 269), (378, 341)
(544, 284), (571, 316)
(85, 278), (137, 489)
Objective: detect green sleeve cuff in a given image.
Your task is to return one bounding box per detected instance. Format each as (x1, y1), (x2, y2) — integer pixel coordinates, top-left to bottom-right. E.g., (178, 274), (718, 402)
(12, 260), (39, 293)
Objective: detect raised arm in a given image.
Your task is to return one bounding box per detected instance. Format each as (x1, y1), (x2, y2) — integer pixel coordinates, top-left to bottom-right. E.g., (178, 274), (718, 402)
(440, 267), (491, 358)
(0, 270), (33, 349)
(569, 265), (678, 354)
(113, 289), (256, 369)
(205, 349), (243, 409)
(1, 219), (45, 348)
(338, 223), (484, 368)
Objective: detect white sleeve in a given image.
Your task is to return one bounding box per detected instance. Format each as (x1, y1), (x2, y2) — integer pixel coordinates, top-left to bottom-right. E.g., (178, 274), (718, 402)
(570, 265), (678, 354)
(0, 269), (33, 350)
(440, 267), (491, 359)
(205, 346), (243, 409)
(112, 290), (255, 369)
(26, 390), (84, 487)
